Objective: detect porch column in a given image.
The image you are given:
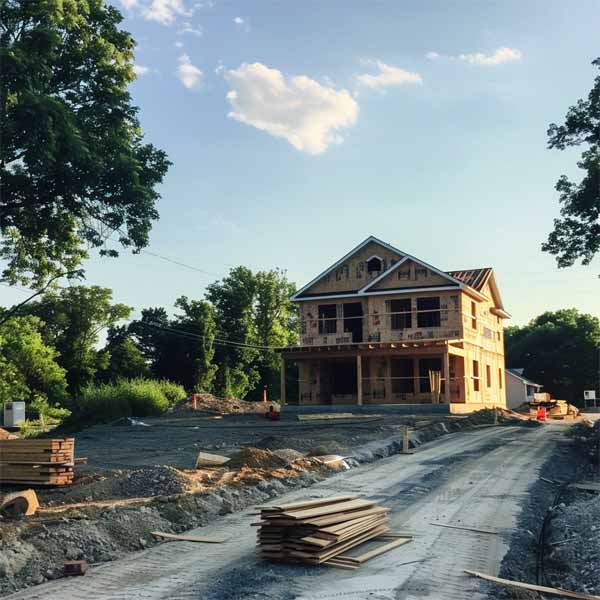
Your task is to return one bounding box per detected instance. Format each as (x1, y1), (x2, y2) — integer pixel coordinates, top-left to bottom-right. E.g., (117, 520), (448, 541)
(385, 356), (392, 402)
(357, 354), (363, 405)
(413, 358), (420, 395)
(280, 357), (286, 405)
(443, 350), (450, 404)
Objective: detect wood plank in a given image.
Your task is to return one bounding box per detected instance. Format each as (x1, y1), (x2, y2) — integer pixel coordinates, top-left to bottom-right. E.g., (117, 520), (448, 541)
(280, 499), (376, 520)
(336, 536), (412, 565)
(258, 495), (357, 512)
(431, 523), (498, 535)
(463, 570), (600, 600)
(151, 532), (226, 544)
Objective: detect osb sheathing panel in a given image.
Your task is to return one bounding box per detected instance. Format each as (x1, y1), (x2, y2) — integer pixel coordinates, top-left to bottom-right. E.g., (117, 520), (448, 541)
(368, 259), (455, 291)
(303, 241), (404, 295)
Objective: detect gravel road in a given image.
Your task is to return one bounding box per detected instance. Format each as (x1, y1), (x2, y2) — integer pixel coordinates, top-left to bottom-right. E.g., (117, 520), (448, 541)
(5, 423), (563, 600)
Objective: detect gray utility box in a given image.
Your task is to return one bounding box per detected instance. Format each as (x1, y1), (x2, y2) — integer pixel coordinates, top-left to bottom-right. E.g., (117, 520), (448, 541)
(4, 402), (26, 427)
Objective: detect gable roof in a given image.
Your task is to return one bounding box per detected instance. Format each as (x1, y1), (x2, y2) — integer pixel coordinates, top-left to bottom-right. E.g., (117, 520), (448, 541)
(291, 236), (406, 300)
(506, 368), (542, 388)
(360, 255), (462, 293)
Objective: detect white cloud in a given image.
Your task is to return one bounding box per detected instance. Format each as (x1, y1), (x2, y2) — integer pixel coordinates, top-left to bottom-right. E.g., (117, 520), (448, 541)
(233, 16), (250, 32)
(356, 60), (422, 90)
(224, 62), (359, 155)
(144, 0), (190, 25)
(428, 47), (522, 66)
(120, 0), (139, 8)
(174, 40), (184, 48)
(133, 64), (150, 76)
(178, 21), (203, 36)
(459, 47), (522, 66)
(177, 54), (203, 89)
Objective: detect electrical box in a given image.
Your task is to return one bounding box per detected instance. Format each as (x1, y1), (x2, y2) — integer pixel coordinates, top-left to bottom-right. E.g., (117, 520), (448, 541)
(3, 402), (26, 427)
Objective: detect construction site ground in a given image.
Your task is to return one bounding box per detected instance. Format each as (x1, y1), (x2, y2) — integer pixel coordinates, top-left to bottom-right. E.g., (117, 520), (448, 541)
(1, 408), (598, 599)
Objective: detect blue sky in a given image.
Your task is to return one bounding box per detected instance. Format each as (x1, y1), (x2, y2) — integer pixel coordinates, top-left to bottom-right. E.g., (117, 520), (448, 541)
(2, 0), (600, 325)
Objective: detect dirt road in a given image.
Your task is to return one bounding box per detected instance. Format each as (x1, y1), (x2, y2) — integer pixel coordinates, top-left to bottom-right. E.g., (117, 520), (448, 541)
(6, 423), (563, 600)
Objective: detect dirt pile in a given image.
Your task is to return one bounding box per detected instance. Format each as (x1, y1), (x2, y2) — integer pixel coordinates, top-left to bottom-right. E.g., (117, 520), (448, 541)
(227, 447), (288, 470)
(184, 393), (279, 415)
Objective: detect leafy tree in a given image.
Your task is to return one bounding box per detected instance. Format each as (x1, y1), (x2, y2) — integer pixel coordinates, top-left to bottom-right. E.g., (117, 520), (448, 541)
(171, 296), (217, 392)
(23, 286), (132, 401)
(252, 269), (298, 401)
(97, 326), (149, 383)
(543, 57), (600, 267)
(206, 267), (259, 398)
(0, 0), (171, 286)
(0, 316), (68, 408)
(505, 309), (600, 404)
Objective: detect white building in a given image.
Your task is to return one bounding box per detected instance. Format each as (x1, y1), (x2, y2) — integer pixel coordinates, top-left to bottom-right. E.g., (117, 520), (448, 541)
(505, 368), (542, 410)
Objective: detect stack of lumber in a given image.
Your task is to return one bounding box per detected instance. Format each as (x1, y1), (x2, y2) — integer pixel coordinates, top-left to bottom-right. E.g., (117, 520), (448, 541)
(254, 495), (411, 569)
(0, 438), (75, 486)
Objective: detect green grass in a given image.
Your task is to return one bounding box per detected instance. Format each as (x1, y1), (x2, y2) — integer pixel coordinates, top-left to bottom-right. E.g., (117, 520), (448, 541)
(78, 378), (187, 424)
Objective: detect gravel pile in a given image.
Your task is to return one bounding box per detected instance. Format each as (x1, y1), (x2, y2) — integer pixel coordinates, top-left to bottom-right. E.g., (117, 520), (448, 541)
(546, 492), (600, 596)
(45, 465), (193, 505)
(181, 393), (279, 415)
(227, 447), (288, 470)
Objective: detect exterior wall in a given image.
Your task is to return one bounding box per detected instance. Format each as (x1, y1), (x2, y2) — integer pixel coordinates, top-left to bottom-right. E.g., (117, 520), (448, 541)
(303, 241), (404, 295)
(506, 374), (528, 409)
(299, 291), (463, 347)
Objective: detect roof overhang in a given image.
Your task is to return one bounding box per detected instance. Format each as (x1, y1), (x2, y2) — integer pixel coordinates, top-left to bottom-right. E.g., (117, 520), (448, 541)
(491, 307), (512, 319)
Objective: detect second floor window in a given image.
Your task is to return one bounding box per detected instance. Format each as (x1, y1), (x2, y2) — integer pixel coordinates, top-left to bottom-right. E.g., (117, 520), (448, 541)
(318, 304), (337, 334)
(391, 299), (412, 330)
(417, 297), (441, 328)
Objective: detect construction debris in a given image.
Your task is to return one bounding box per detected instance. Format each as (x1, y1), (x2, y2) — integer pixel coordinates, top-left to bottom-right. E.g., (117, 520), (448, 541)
(151, 531), (226, 543)
(63, 560), (88, 577)
(195, 452), (230, 468)
(0, 489), (39, 517)
(185, 393), (279, 415)
(464, 569), (600, 600)
(255, 495), (411, 568)
(431, 522), (498, 535)
(0, 427), (18, 440)
(0, 438), (75, 485)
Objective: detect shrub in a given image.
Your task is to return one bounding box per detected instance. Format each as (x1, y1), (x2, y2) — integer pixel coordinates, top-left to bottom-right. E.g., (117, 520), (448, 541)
(157, 379), (188, 407)
(79, 378), (186, 423)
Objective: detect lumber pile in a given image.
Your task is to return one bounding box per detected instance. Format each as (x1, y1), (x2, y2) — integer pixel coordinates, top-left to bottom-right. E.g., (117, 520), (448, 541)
(254, 495), (411, 569)
(0, 438), (75, 485)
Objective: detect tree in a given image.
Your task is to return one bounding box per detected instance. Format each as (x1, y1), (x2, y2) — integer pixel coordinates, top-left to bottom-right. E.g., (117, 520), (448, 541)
(252, 269), (298, 401)
(23, 286), (132, 401)
(97, 326), (149, 383)
(0, 316), (68, 408)
(505, 309), (600, 405)
(543, 57), (600, 267)
(206, 267), (259, 398)
(0, 0), (171, 286)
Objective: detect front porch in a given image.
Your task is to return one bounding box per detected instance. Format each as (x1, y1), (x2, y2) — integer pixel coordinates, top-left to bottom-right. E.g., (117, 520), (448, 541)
(281, 342), (466, 406)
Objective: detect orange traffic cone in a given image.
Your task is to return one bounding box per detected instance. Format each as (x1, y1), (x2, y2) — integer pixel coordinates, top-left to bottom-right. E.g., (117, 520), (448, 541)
(537, 406), (546, 421)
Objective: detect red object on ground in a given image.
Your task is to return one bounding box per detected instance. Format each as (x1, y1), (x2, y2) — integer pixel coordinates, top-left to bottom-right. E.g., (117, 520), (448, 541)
(536, 406), (546, 421)
(266, 405), (281, 421)
(64, 560), (88, 576)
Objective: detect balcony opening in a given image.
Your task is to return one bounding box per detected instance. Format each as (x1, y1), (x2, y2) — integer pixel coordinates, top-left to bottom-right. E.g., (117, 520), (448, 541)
(343, 302), (363, 343)
(417, 297), (441, 328)
(318, 304), (337, 335)
(391, 299), (412, 330)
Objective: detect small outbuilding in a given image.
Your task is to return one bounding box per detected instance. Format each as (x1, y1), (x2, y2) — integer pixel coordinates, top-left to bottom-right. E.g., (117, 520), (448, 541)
(505, 368), (542, 410)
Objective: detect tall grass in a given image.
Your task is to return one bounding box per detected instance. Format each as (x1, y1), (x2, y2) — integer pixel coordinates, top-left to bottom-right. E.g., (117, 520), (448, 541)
(79, 378), (187, 423)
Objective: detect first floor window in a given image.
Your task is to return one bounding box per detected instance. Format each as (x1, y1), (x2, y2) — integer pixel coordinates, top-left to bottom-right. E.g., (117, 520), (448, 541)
(391, 358), (414, 394)
(486, 364), (491, 387)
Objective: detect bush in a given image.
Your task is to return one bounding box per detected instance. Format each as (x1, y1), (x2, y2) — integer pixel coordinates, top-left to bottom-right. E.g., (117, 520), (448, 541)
(157, 379), (188, 406)
(79, 378), (187, 423)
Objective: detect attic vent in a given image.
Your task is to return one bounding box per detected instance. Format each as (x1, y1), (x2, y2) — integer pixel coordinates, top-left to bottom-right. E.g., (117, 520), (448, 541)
(366, 256), (383, 272)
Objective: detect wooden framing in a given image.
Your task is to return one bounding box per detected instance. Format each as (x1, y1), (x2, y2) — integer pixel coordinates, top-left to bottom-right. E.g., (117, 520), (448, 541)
(282, 237), (510, 409)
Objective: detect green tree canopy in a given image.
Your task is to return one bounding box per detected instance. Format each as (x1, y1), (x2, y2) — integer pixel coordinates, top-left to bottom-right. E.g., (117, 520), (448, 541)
(23, 285), (132, 400)
(0, 0), (171, 286)
(97, 325), (149, 383)
(505, 308), (600, 404)
(543, 57), (600, 267)
(0, 315), (68, 407)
